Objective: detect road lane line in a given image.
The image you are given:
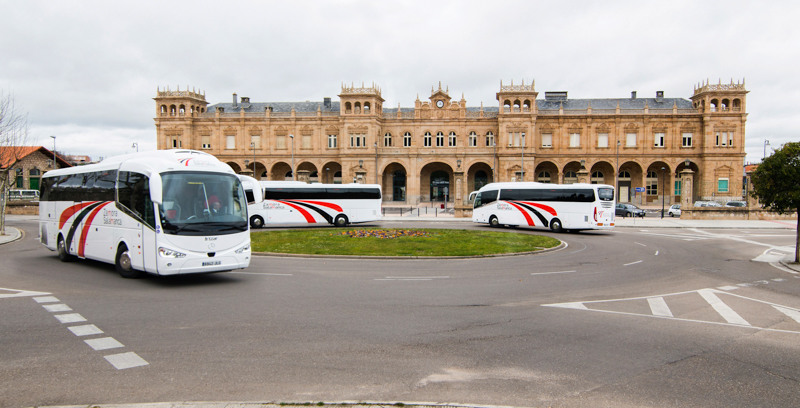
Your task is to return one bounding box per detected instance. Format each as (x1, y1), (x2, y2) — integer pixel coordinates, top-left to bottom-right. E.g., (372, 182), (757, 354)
(624, 260), (643, 266)
(231, 272), (293, 276)
(33, 296), (59, 303)
(635, 242), (647, 247)
(648, 297), (673, 317)
(531, 270), (576, 276)
(42, 304), (72, 312)
(54, 313), (86, 324)
(774, 306), (800, 324)
(385, 276), (449, 279)
(84, 337), (124, 351)
(68, 324), (104, 336)
(698, 289), (750, 326)
(104, 352), (148, 370)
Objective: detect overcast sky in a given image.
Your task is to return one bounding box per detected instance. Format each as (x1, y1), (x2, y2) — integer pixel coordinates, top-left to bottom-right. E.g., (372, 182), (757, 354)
(2, 0), (798, 163)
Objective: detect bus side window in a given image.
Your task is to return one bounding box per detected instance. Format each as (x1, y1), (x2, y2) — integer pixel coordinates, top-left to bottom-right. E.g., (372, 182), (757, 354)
(118, 171), (155, 229)
(473, 193), (482, 208)
(482, 190), (498, 205)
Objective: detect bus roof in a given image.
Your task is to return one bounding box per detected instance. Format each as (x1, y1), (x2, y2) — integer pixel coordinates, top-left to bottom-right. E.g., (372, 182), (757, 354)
(259, 181), (381, 190)
(475, 182), (613, 192)
(42, 149), (235, 179)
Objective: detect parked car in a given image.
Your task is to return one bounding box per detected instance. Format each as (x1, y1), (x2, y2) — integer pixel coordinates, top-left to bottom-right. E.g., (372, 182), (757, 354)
(615, 203), (646, 218)
(667, 204), (681, 217)
(693, 200), (722, 207)
(7, 189), (39, 201)
(725, 201), (746, 207)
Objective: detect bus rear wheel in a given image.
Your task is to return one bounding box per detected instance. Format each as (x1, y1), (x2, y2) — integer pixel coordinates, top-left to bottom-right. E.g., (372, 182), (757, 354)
(250, 215), (264, 229)
(334, 214), (348, 227)
(550, 218), (564, 233)
(489, 215), (499, 227)
(116, 244), (143, 279)
(57, 235), (74, 262)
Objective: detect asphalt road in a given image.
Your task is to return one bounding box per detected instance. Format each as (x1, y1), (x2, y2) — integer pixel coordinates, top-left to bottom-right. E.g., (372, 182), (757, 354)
(2, 218), (799, 407)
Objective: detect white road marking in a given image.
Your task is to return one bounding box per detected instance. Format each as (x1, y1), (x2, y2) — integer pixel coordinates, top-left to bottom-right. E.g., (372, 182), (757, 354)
(635, 242), (647, 247)
(655, 251), (659, 256)
(531, 270), (576, 276)
(54, 313), (86, 324)
(698, 289), (750, 326)
(624, 260), (643, 266)
(543, 302), (588, 310)
(774, 306), (800, 324)
(647, 297), (673, 317)
(0, 287), (52, 299)
(68, 324), (104, 336)
(717, 286), (739, 291)
(84, 337), (124, 351)
(386, 276), (449, 279)
(231, 272), (293, 276)
(42, 304), (72, 312)
(33, 296), (59, 303)
(104, 352), (149, 370)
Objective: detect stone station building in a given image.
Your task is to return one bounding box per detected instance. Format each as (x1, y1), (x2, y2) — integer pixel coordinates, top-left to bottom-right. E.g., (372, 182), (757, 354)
(154, 79), (748, 208)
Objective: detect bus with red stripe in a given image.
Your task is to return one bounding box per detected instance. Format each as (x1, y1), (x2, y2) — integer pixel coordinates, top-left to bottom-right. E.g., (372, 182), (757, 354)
(39, 150), (251, 278)
(246, 181), (381, 228)
(470, 182), (615, 232)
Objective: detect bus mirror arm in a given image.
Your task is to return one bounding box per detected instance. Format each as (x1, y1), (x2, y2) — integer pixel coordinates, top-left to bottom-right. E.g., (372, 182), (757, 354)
(149, 174), (163, 205)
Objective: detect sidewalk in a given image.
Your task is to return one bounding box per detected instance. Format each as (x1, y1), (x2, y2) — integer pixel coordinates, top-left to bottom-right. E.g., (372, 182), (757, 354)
(0, 226), (22, 245)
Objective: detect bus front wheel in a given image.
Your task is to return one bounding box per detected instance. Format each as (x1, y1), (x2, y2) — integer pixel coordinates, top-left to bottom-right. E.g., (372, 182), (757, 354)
(57, 235), (74, 262)
(334, 214), (348, 227)
(116, 244), (143, 279)
(550, 218), (564, 233)
(250, 215), (264, 229)
(489, 215), (499, 227)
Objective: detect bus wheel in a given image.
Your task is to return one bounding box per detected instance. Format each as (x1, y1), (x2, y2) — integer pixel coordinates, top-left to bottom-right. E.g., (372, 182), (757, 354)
(57, 235), (74, 262)
(250, 215), (264, 229)
(550, 218), (564, 233)
(115, 244), (143, 279)
(489, 215), (499, 227)
(334, 214), (348, 227)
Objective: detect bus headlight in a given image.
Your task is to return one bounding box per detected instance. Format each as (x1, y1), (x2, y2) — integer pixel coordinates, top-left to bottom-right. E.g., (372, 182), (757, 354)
(235, 243), (251, 254)
(159, 247), (187, 258)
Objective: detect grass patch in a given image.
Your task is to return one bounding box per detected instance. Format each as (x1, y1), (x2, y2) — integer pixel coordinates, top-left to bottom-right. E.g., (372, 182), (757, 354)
(251, 228), (560, 257)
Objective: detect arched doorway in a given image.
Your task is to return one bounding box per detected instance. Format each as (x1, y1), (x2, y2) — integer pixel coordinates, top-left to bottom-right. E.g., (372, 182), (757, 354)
(430, 170), (450, 202)
(474, 170), (488, 191)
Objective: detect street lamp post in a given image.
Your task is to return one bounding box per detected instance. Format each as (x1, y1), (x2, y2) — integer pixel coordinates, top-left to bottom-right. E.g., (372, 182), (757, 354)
(764, 139), (770, 161)
(50, 136), (56, 168)
(374, 142), (378, 185)
(250, 142), (256, 178)
(132, 142), (138, 152)
(661, 166), (666, 219)
(493, 141), (497, 183)
(325, 167), (330, 184)
(520, 133), (524, 182)
(616, 140), (621, 201)
(289, 134), (295, 181)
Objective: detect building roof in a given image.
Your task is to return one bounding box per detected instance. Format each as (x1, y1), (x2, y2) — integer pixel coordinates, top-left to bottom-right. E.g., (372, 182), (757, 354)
(0, 146), (71, 169)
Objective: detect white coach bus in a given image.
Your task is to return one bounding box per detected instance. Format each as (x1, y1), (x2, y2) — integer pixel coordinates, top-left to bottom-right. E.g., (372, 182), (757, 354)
(245, 181), (382, 228)
(470, 182), (615, 232)
(39, 150), (251, 278)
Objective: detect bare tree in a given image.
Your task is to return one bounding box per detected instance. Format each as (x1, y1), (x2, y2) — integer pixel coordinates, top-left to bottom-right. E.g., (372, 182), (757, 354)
(0, 89), (33, 235)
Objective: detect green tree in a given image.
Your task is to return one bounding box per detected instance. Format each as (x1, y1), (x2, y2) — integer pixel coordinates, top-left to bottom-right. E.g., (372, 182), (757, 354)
(750, 142), (800, 263)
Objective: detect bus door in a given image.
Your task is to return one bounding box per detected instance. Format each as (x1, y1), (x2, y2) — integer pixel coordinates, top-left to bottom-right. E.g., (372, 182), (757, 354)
(118, 171), (158, 273)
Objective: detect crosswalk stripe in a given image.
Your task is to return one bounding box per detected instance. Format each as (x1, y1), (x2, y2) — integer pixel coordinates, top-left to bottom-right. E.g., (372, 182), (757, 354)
(648, 297), (673, 317)
(698, 289), (750, 326)
(774, 306), (800, 324)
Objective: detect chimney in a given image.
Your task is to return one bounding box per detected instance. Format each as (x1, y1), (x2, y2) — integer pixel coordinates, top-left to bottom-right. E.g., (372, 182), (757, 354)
(241, 97), (250, 104)
(323, 97), (331, 110)
(232, 93), (238, 108)
(655, 91), (664, 103)
(631, 91), (637, 99)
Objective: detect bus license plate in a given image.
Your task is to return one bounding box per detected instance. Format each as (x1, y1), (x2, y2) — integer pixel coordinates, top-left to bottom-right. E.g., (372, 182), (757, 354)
(202, 261), (221, 266)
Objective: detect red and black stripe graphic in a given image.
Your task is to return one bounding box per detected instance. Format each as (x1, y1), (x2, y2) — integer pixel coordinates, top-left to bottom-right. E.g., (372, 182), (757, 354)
(279, 200), (342, 224)
(506, 201), (558, 227)
(63, 201), (110, 257)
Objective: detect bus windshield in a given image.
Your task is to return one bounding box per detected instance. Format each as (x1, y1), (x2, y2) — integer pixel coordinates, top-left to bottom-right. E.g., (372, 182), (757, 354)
(158, 172), (248, 235)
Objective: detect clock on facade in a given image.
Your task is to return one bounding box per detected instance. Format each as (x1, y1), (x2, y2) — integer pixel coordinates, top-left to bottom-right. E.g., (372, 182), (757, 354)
(436, 100), (444, 108)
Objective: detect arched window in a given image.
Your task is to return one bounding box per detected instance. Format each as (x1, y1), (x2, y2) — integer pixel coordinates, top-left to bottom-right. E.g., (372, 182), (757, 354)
(448, 131), (457, 147)
(345, 102), (352, 114)
(475, 170), (489, 190)
(403, 132), (412, 147)
(504, 100), (511, 112)
(384, 132), (392, 147)
(468, 131), (477, 147)
(591, 171), (603, 184)
(29, 168), (41, 176)
(619, 171), (631, 180)
(523, 100), (531, 112)
(436, 131), (445, 147)
(486, 131), (495, 147)
(564, 171), (578, 184)
(537, 171), (551, 183)
(646, 171), (658, 195)
(710, 99), (719, 112)
(423, 132), (432, 147)
(364, 102), (371, 113)
(354, 102), (361, 114)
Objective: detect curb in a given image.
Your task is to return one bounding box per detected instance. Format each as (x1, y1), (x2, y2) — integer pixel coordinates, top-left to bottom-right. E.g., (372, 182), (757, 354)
(33, 401), (530, 408)
(0, 226), (23, 245)
(253, 241), (567, 260)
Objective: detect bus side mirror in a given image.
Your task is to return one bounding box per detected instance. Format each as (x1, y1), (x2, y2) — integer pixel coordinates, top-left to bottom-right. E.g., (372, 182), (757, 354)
(149, 173), (163, 205)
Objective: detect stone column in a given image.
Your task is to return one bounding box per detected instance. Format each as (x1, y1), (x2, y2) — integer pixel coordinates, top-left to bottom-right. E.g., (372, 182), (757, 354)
(355, 170), (367, 184)
(577, 169), (590, 184)
(297, 170), (311, 184)
(454, 170), (470, 218)
(681, 169), (694, 208)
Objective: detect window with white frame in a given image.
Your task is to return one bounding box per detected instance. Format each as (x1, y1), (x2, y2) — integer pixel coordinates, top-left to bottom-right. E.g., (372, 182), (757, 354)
(448, 131), (457, 147)
(682, 132), (693, 147)
(250, 135), (260, 149)
(384, 132), (392, 147)
(328, 134), (337, 148)
(350, 134), (366, 148)
(646, 171), (658, 195)
(591, 171), (604, 184)
(169, 136), (182, 148)
(715, 131), (734, 147)
(486, 131), (495, 147)
(509, 132), (525, 147)
(597, 133), (608, 148)
(436, 131), (444, 147)
(564, 171), (578, 184)
(718, 178), (729, 193)
(201, 135), (211, 149)
(468, 131), (477, 147)
(226, 135), (236, 150)
(537, 171), (551, 183)
(569, 132), (580, 147)
(403, 132), (412, 147)
(542, 133), (552, 148)
(626, 132), (637, 147)
(654, 132), (665, 147)
(424, 132), (432, 147)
